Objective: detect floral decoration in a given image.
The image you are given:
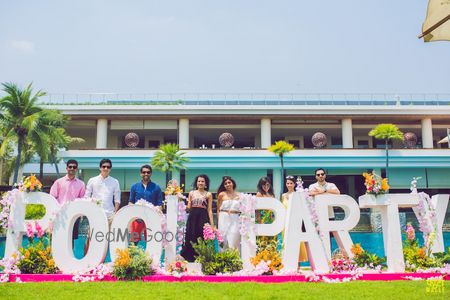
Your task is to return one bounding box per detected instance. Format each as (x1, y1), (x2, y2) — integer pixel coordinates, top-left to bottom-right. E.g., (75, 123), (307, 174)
(112, 245), (154, 280)
(0, 189), (18, 231)
(362, 172), (389, 195)
(20, 175), (43, 192)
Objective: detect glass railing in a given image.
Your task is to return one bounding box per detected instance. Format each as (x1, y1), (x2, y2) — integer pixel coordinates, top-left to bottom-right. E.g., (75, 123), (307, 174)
(30, 93), (450, 106)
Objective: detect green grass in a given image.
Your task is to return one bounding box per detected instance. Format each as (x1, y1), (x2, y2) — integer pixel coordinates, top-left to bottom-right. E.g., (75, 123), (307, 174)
(0, 281), (449, 299)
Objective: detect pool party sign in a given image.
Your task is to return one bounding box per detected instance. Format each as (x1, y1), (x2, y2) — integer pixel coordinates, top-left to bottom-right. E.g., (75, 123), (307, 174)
(4, 191), (449, 274)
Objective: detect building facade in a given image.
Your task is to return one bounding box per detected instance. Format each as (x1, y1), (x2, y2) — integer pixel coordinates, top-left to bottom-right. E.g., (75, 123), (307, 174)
(26, 93), (449, 207)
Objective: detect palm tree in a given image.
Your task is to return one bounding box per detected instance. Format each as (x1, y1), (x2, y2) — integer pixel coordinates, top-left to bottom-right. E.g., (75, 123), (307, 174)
(268, 140), (295, 197)
(151, 143), (190, 184)
(369, 123), (404, 179)
(0, 82), (45, 183)
(28, 110), (84, 179)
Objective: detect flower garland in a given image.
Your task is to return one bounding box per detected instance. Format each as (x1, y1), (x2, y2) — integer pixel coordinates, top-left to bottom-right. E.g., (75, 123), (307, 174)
(176, 200), (187, 254)
(0, 189), (18, 231)
(239, 193), (256, 248)
(294, 179), (324, 238)
(410, 178), (437, 253)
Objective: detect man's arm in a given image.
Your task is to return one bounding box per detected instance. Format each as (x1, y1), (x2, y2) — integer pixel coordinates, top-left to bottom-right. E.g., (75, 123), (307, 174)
(326, 183), (340, 195)
(129, 184), (136, 204)
(49, 180), (59, 200)
(114, 180), (121, 212)
(78, 182), (86, 198)
(85, 179), (93, 198)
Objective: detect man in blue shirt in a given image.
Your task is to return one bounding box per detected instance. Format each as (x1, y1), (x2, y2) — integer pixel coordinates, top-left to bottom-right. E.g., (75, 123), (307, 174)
(129, 164), (163, 244)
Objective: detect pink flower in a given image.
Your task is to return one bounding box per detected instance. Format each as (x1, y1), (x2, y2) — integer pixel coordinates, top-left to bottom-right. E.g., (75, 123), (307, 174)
(175, 261), (181, 268)
(406, 223), (415, 241)
(25, 222), (34, 238)
(202, 223), (215, 241)
(35, 221), (45, 238)
(215, 228), (224, 243)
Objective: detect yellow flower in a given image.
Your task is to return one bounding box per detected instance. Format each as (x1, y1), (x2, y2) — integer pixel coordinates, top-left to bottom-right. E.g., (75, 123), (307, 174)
(351, 243), (364, 256)
(381, 178), (389, 191)
(25, 250), (30, 258)
(114, 248), (131, 267)
(48, 259), (54, 267)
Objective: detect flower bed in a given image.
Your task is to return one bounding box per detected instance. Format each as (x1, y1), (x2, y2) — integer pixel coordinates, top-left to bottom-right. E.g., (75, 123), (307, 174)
(4, 272), (449, 283)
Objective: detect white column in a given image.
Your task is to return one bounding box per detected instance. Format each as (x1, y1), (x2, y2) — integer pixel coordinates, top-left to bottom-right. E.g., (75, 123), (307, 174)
(341, 118), (353, 148)
(179, 119), (190, 149)
(96, 119), (108, 149)
(261, 118), (271, 149)
(273, 169), (282, 199)
(421, 118), (433, 149)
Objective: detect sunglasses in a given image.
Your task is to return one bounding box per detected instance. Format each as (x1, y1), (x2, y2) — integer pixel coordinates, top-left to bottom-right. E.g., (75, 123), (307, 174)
(101, 165), (112, 169)
(141, 171), (151, 174)
(316, 173), (325, 177)
(67, 165), (78, 170)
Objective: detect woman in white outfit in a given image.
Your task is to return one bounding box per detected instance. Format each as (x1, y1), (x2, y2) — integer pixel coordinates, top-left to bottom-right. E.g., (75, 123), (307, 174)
(217, 176), (241, 251)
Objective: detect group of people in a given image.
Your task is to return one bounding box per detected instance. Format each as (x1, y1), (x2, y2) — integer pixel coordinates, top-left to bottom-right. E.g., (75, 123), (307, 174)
(49, 159), (340, 262)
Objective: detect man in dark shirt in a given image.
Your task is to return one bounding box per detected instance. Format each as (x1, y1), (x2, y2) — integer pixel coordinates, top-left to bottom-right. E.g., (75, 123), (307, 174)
(129, 165), (163, 244)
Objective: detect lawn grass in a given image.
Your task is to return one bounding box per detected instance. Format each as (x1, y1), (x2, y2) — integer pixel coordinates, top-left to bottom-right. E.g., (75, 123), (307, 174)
(0, 281), (449, 300)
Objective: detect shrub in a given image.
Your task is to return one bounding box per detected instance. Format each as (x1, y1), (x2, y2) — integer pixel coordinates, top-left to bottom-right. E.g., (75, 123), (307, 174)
(351, 243), (385, 268)
(17, 239), (58, 274)
(251, 249), (283, 274)
(193, 238), (243, 275)
(25, 204), (46, 220)
(112, 246), (154, 280)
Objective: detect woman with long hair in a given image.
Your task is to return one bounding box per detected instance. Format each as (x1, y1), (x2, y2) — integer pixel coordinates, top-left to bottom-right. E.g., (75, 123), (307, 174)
(255, 177), (275, 223)
(180, 174), (214, 262)
(217, 176), (241, 251)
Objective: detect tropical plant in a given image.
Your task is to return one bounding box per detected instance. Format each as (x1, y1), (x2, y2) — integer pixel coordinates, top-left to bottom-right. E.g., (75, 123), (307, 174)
(350, 243), (385, 268)
(0, 82), (45, 183)
(368, 124), (403, 179)
(112, 245), (154, 280)
(151, 143), (189, 184)
(17, 239), (58, 274)
(28, 109), (84, 178)
(268, 141), (294, 197)
(193, 238), (243, 275)
(250, 249), (283, 274)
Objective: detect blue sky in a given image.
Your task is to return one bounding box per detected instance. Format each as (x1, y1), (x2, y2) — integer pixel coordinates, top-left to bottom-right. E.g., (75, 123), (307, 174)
(0, 0), (448, 94)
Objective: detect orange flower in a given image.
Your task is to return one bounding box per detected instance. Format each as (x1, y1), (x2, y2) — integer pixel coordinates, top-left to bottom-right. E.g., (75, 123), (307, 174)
(351, 243), (364, 256)
(114, 248), (131, 267)
(381, 178), (389, 191)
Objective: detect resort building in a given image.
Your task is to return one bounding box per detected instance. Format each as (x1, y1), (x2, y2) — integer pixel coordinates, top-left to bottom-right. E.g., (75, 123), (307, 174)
(23, 92), (449, 212)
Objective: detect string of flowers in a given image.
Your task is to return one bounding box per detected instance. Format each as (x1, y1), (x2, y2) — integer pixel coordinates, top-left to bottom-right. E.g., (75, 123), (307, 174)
(0, 189), (19, 231)
(297, 180), (322, 237)
(410, 177), (437, 254)
(176, 200), (187, 254)
(239, 193), (256, 248)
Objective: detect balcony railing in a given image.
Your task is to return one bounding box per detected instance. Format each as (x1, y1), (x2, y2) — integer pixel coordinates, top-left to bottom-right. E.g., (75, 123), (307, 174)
(33, 93), (450, 106)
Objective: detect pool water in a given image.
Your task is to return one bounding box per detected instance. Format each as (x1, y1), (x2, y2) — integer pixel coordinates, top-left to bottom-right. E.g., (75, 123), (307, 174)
(1, 232), (449, 261)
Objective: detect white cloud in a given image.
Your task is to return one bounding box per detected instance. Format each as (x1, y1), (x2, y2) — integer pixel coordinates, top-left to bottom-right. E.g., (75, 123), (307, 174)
(9, 40), (35, 54)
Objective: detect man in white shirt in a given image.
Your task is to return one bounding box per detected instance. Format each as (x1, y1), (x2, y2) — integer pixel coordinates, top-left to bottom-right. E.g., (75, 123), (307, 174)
(85, 158), (121, 225)
(309, 168), (340, 219)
